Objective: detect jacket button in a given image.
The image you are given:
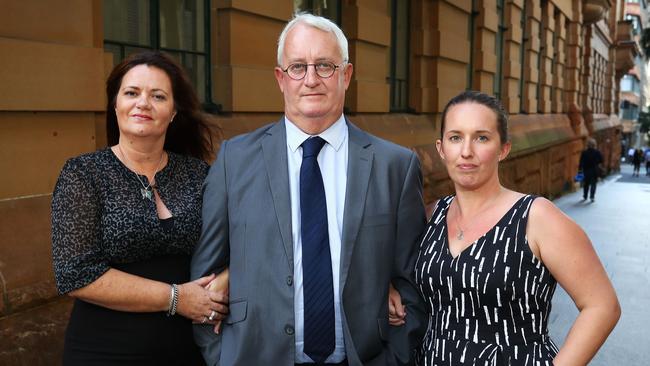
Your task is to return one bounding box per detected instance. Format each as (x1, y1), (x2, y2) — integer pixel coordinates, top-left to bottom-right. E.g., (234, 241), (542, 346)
(286, 275), (293, 286)
(285, 325), (294, 335)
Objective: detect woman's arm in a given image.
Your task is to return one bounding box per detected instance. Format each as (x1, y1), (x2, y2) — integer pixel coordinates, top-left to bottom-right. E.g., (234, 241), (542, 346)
(528, 198), (620, 366)
(52, 158), (227, 324)
(69, 269), (227, 323)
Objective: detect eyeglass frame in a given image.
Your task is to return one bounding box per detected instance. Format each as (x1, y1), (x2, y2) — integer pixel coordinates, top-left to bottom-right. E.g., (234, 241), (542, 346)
(279, 61), (347, 80)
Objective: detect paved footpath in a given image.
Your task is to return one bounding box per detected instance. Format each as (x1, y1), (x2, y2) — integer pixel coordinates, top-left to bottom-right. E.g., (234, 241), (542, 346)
(549, 163), (650, 365)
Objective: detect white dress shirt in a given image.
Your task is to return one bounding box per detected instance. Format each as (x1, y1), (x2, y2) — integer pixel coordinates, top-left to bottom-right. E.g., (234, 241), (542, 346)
(285, 115), (348, 363)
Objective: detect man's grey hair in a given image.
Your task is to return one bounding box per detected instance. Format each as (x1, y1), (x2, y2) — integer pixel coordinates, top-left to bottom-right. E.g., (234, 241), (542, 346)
(276, 13), (349, 66)
(587, 137), (597, 148)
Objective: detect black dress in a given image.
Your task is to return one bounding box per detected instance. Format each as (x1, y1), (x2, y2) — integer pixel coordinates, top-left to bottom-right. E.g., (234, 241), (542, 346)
(51, 148), (209, 366)
(414, 195), (559, 365)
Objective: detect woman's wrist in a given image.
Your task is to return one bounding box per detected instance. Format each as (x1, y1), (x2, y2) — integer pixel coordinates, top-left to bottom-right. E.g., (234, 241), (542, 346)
(166, 284), (179, 316)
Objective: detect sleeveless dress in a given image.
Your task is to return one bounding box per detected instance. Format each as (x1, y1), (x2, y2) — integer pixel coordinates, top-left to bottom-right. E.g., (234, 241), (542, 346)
(413, 195), (559, 365)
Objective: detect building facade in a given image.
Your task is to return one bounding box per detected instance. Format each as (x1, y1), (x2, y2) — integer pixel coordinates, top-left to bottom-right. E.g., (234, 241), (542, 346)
(618, 0), (648, 151)
(0, 0), (632, 363)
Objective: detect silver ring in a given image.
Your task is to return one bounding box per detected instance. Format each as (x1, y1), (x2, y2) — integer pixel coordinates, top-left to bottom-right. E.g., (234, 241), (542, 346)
(201, 316), (208, 324)
(208, 310), (216, 321)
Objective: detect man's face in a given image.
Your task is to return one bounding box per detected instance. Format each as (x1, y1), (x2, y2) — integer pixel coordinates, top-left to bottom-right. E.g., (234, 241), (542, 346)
(274, 23), (353, 134)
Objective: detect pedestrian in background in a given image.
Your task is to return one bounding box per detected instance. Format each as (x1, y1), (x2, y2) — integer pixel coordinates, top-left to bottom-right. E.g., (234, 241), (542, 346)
(579, 138), (604, 202)
(644, 148), (650, 176)
(627, 147), (635, 163)
(632, 148), (643, 177)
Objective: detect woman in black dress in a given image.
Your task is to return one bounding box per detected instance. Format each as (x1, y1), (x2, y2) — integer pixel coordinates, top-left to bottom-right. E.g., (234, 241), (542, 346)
(52, 51), (227, 365)
(392, 91), (620, 365)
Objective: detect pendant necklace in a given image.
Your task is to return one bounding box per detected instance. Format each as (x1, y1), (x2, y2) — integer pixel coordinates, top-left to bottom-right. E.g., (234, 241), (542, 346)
(456, 222), (465, 240)
(117, 145), (165, 201)
(454, 195), (501, 241)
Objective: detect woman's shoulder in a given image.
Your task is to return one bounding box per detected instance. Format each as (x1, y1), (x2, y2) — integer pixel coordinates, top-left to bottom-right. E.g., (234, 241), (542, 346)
(527, 195), (575, 234)
(426, 195), (454, 220)
(54, 148), (115, 193)
(168, 152), (210, 175)
(59, 148), (113, 175)
(435, 195), (455, 209)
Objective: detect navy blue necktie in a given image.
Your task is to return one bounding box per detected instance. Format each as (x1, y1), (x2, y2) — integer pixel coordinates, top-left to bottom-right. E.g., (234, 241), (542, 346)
(300, 136), (335, 363)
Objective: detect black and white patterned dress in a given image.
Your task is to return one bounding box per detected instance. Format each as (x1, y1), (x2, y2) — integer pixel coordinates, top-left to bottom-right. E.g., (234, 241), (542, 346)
(414, 195), (559, 365)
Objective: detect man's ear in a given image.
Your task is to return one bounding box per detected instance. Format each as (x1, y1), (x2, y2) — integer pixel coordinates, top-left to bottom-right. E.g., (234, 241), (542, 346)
(274, 67), (285, 93)
(343, 63), (353, 90)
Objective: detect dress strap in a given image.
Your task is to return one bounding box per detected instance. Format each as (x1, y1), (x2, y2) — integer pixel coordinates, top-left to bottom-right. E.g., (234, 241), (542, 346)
(428, 195), (454, 226)
(510, 194), (539, 243)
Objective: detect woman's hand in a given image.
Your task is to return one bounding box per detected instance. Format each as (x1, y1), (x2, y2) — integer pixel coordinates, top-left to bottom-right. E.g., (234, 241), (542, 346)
(206, 269), (230, 334)
(176, 273), (229, 326)
(388, 282), (406, 326)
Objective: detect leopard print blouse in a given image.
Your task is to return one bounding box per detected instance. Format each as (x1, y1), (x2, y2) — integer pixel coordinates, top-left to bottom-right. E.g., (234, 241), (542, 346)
(51, 148), (209, 294)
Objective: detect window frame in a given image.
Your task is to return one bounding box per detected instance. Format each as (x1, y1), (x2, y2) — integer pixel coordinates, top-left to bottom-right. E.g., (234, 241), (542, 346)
(518, 0), (527, 112)
(389, 0), (411, 112)
(294, 0), (341, 25)
(103, 0), (217, 112)
(494, 0), (506, 100)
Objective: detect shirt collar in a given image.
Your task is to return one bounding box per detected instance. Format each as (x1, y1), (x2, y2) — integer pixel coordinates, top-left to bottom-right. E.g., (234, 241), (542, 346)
(285, 114), (347, 153)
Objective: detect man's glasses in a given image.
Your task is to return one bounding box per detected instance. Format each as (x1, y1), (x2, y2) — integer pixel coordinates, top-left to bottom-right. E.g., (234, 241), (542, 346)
(281, 62), (342, 80)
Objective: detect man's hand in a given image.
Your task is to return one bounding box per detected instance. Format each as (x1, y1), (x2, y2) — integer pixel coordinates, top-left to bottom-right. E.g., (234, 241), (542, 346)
(388, 282), (406, 326)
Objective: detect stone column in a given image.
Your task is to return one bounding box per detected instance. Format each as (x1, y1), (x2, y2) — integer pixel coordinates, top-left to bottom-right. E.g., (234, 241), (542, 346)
(564, 0), (582, 114)
(213, 1), (291, 112)
(471, 0), (498, 94)
(342, 0), (391, 112)
(410, 0), (471, 113)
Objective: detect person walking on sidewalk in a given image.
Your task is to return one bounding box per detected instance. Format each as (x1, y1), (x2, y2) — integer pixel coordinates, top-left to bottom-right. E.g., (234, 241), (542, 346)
(632, 148), (643, 177)
(579, 138), (604, 202)
(645, 148), (650, 176)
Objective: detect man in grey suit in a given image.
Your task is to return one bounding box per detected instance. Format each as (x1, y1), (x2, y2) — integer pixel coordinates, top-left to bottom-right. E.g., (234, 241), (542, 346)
(191, 13), (426, 366)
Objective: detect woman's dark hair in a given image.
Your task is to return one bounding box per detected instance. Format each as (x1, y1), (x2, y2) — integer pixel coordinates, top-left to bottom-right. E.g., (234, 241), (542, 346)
(440, 90), (509, 144)
(105, 51), (216, 160)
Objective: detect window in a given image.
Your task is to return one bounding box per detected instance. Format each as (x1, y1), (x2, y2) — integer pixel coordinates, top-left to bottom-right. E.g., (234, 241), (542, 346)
(103, 0), (212, 105)
(620, 102), (639, 120)
(536, 0), (546, 112)
(494, 0), (506, 99)
(518, 0), (527, 111)
(389, 0), (410, 111)
(620, 75), (634, 92)
(549, 9), (559, 111)
(294, 0), (340, 24)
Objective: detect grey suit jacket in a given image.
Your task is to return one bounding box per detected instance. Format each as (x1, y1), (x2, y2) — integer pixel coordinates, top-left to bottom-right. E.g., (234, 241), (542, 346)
(191, 119), (427, 366)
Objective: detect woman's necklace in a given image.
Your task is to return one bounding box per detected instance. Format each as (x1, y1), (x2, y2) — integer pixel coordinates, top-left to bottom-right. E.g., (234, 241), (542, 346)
(454, 194), (501, 241)
(456, 219), (466, 240)
(117, 144), (164, 201)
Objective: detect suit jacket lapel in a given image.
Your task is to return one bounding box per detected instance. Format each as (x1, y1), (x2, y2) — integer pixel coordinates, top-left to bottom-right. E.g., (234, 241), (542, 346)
(340, 121), (373, 289)
(261, 119), (293, 268)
